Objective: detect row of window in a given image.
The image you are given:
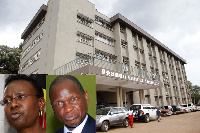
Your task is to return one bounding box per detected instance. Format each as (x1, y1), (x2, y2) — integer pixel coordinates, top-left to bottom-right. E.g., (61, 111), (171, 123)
(95, 49), (117, 62)
(21, 32), (43, 59)
(76, 31), (93, 46)
(95, 31), (115, 46)
(20, 50), (41, 72)
(24, 17), (45, 44)
(133, 45), (145, 54)
(76, 50), (117, 65)
(77, 13), (112, 31)
(76, 52), (91, 64)
(76, 30), (115, 47)
(31, 69), (39, 74)
(77, 13), (93, 28)
(94, 15), (113, 31)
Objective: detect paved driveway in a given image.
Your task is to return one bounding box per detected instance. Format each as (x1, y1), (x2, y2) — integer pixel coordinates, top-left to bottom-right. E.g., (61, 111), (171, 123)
(96, 111), (200, 133)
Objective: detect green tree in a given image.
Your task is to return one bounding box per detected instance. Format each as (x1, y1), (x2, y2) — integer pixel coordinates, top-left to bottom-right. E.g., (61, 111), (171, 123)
(0, 45), (21, 74)
(188, 81), (200, 104)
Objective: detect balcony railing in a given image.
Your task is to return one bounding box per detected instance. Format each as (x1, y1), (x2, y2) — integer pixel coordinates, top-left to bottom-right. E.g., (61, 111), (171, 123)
(54, 54), (160, 81)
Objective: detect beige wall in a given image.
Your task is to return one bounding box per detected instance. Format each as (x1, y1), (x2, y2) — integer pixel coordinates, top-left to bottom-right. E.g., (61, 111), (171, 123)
(19, 0), (191, 106)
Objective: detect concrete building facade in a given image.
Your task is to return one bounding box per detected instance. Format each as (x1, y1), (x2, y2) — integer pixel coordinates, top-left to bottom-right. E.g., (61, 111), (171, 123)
(19, 0), (191, 107)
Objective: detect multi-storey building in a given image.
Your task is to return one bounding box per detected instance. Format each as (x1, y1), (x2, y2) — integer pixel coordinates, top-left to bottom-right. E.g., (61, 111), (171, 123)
(19, 0), (191, 107)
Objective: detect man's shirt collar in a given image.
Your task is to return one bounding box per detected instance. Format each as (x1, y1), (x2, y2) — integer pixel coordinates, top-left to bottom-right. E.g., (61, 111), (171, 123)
(64, 114), (88, 133)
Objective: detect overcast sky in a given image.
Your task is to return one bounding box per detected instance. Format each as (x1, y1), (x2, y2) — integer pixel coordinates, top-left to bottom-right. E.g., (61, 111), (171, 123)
(0, 0), (199, 86)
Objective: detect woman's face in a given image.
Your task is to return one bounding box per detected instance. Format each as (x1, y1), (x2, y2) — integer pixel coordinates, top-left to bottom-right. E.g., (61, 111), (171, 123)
(3, 80), (41, 131)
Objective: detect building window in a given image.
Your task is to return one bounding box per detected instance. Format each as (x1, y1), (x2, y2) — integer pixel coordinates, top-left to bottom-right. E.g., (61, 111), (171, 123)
(135, 61), (140, 68)
(138, 35), (142, 41)
(139, 48), (144, 54)
(95, 15), (113, 31)
(29, 50), (41, 65)
(76, 31), (93, 46)
(21, 45), (31, 59)
(95, 31), (115, 46)
(31, 32), (43, 49)
(133, 45), (138, 51)
(132, 31), (137, 37)
(24, 34), (32, 45)
(153, 56), (157, 62)
(120, 24), (125, 34)
(24, 17), (45, 44)
(31, 69), (39, 74)
(32, 17), (45, 35)
(76, 52), (91, 65)
(20, 49), (41, 72)
(123, 56), (129, 73)
(21, 32), (43, 59)
(77, 13), (93, 28)
(121, 40), (127, 49)
(148, 53), (152, 60)
(95, 48), (117, 62)
(20, 60), (29, 72)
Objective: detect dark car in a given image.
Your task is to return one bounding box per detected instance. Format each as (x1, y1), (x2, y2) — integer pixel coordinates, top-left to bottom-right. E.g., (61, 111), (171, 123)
(171, 105), (184, 114)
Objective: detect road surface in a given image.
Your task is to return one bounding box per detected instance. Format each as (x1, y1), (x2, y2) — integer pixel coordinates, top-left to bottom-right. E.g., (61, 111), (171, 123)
(96, 111), (200, 133)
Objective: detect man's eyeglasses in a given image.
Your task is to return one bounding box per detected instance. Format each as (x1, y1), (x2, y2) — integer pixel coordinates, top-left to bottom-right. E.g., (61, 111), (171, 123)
(0, 94), (39, 106)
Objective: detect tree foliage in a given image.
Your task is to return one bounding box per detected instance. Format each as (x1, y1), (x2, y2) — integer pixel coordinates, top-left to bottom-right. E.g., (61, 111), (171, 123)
(188, 81), (200, 104)
(0, 45), (21, 74)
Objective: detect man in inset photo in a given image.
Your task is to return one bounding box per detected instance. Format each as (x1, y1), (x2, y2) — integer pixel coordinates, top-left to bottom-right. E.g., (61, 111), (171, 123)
(47, 75), (96, 133)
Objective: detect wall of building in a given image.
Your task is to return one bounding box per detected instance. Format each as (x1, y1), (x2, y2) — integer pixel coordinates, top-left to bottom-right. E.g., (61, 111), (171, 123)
(19, 0), (191, 106)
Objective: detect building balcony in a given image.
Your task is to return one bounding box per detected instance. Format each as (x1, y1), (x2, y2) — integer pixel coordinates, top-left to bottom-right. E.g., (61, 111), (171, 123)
(54, 54), (160, 81)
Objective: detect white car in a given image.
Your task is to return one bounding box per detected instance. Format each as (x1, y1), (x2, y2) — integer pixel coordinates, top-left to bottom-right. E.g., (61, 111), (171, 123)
(196, 106), (200, 111)
(130, 104), (157, 123)
(180, 104), (192, 113)
(188, 103), (196, 112)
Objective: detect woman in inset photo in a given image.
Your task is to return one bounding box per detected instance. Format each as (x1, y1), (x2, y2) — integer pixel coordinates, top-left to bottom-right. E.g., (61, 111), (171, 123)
(1, 74), (46, 133)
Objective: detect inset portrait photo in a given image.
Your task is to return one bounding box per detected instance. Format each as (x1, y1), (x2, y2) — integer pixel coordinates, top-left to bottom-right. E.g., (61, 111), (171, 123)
(46, 75), (96, 133)
(0, 74), (46, 133)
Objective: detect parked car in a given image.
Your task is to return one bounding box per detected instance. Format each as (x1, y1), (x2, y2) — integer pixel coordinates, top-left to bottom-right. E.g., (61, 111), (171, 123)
(180, 104), (192, 113)
(130, 104), (157, 123)
(188, 103), (196, 112)
(96, 107), (129, 132)
(160, 106), (173, 116)
(96, 105), (105, 110)
(171, 105), (185, 114)
(196, 106), (200, 111)
(121, 107), (129, 113)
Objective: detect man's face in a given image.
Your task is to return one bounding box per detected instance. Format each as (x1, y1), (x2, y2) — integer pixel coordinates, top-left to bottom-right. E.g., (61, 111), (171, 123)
(51, 79), (89, 127)
(3, 80), (41, 131)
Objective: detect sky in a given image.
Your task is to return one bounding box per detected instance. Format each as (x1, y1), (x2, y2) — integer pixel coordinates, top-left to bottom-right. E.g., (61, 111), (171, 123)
(0, 0), (199, 86)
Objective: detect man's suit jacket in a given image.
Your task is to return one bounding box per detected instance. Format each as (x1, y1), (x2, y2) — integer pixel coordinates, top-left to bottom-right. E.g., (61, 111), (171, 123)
(56, 114), (96, 133)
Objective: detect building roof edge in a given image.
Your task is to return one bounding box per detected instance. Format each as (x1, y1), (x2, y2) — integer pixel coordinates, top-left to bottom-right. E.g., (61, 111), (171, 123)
(21, 4), (47, 39)
(110, 13), (187, 64)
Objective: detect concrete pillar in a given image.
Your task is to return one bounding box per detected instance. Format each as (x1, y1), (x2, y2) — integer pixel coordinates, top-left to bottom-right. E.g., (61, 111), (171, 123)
(120, 87), (123, 107)
(133, 91), (140, 104)
(139, 90), (145, 104)
(124, 90), (127, 107)
(113, 22), (123, 63)
(116, 86), (120, 107)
